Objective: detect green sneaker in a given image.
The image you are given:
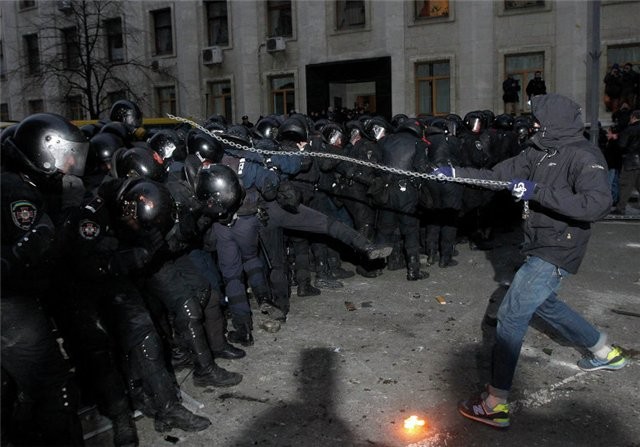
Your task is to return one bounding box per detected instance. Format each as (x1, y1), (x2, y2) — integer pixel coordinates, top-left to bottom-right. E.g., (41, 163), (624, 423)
(578, 346), (628, 371)
(458, 394), (510, 428)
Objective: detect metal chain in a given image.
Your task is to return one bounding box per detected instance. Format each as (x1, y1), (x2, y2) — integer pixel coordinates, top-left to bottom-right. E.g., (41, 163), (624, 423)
(167, 114), (511, 190)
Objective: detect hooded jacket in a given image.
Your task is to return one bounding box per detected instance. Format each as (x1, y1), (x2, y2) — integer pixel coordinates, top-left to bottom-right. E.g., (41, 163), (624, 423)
(456, 94), (611, 273)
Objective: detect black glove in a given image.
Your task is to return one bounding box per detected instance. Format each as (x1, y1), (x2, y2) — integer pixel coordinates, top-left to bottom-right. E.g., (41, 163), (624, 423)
(261, 176), (279, 202)
(276, 182), (302, 214)
(299, 156), (313, 172)
(108, 248), (151, 275)
(61, 174), (86, 209)
(11, 223), (55, 268)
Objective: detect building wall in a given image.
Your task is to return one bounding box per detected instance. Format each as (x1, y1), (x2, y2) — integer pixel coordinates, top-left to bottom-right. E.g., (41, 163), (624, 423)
(1, 0), (639, 124)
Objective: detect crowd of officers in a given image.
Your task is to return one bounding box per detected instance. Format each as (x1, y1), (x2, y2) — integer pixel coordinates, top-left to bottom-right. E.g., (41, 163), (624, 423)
(1, 100), (536, 446)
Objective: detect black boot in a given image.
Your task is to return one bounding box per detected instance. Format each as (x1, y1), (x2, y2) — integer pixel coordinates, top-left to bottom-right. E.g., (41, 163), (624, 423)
(438, 256), (458, 268)
(328, 256), (354, 279)
(193, 362), (243, 388)
(170, 345), (193, 372)
(406, 255), (429, 281)
(297, 278), (321, 297)
(327, 220), (392, 260)
(212, 340), (246, 360)
(227, 322), (254, 346)
(314, 260), (343, 289)
(111, 412), (139, 447)
(426, 248), (438, 266)
(356, 264), (383, 278)
(386, 242), (406, 270)
(154, 403), (211, 433)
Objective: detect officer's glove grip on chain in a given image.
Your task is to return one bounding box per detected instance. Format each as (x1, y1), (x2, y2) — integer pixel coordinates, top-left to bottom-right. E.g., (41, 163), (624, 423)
(509, 179), (538, 202)
(432, 165), (455, 180)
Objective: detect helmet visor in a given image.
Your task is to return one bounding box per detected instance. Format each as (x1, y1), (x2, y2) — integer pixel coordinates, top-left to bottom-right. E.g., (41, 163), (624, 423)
(372, 124), (386, 140)
(48, 136), (89, 176)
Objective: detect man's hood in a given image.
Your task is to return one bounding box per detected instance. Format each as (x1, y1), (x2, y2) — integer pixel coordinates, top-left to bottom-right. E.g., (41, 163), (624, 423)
(530, 93), (585, 150)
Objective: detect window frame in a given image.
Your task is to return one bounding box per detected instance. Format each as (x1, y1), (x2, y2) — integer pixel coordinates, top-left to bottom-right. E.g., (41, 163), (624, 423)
(503, 51), (546, 114)
(66, 95), (84, 120)
(268, 74), (296, 116)
(61, 26), (80, 70)
(155, 85), (177, 116)
(18, 1), (36, 11)
(206, 79), (233, 124)
(336, 0), (366, 31)
(414, 60), (451, 117)
(104, 17), (124, 62)
(151, 8), (174, 57)
(23, 33), (40, 76)
(205, 0), (230, 47)
(267, 0), (293, 38)
(497, 0), (551, 16)
(28, 99), (44, 115)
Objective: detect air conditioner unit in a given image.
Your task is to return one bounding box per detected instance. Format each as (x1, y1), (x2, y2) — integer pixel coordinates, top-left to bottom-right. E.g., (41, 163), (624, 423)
(266, 37), (286, 53)
(202, 46), (223, 65)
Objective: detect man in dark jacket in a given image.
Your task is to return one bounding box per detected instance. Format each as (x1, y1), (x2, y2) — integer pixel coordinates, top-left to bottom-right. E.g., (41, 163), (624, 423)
(435, 94), (628, 428)
(525, 71), (547, 100)
(612, 109), (640, 214)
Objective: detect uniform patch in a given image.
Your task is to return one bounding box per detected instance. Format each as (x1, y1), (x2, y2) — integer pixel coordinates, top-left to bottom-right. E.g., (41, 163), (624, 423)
(10, 201), (38, 230)
(79, 219), (101, 240)
(590, 164), (605, 170)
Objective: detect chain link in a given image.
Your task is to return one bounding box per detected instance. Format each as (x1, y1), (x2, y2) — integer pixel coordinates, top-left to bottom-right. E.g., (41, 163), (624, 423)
(167, 114), (511, 190)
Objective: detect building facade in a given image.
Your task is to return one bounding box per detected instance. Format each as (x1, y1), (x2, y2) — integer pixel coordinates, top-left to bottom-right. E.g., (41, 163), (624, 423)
(1, 0), (639, 124)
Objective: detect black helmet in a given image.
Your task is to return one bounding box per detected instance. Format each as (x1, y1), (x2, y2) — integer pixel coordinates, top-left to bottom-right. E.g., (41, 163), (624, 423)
(186, 129), (224, 163)
(224, 125), (252, 146)
(194, 163), (245, 223)
(109, 100), (143, 129)
(100, 121), (131, 141)
(9, 113), (89, 176)
(513, 116), (533, 140)
(86, 132), (123, 174)
(395, 118), (424, 138)
(80, 123), (103, 139)
(463, 111), (487, 134)
(364, 116), (392, 141)
(425, 118), (449, 136)
(391, 113), (409, 128)
(482, 110), (495, 128)
(445, 114), (463, 137)
(117, 178), (174, 235)
(147, 129), (186, 161)
(203, 114), (228, 129)
(345, 120), (370, 143)
(278, 115), (308, 143)
(313, 118), (330, 132)
(321, 123), (345, 146)
(113, 146), (167, 182)
(493, 114), (514, 131)
(253, 116), (280, 140)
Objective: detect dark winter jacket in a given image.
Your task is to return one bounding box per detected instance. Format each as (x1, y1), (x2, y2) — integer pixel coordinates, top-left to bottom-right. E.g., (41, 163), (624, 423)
(456, 94), (612, 273)
(617, 120), (640, 170)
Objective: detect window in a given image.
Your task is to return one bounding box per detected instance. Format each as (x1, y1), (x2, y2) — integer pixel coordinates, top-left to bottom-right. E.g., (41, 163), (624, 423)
(505, 52), (544, 113)
(156, 86), (176, 116)
(205, 1), (229, 46)
(504, 0), (545, 10)
(62, 27), (80, 69)
(336, 1), (365, 30)
(105, 18), (124, 62)
(607, 44), (640, 70)
(66, 95), (84, 120)
(267, 1), (293, 38)
(152, 8), (173, 56)
(1, 103), (9, 121)
(24, 33), (40, 75)
(270, 75), (295, 115)
(415, 61), (450, 116)
(415, 0), (449, 19)
(19, 1), (36, 10)
(108, 90), (127, 106)
(28, 99), (44, 114)
(207, 81), (232, 123)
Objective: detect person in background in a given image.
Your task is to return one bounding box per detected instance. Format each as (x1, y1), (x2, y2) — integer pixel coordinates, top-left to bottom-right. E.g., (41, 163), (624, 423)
(525, 71), (547, 101)
(502, 74), (520, 116)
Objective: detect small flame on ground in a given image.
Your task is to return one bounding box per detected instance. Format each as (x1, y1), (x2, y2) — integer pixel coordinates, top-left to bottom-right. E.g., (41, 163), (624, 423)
(404, 415), (426, 432)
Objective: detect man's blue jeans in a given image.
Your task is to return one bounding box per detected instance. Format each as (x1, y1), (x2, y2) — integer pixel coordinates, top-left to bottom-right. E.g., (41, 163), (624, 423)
(491, 256), (603, 393)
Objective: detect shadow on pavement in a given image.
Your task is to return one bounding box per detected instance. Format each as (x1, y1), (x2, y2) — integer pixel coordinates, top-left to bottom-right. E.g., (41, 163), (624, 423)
(229, 347), (387, 447)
